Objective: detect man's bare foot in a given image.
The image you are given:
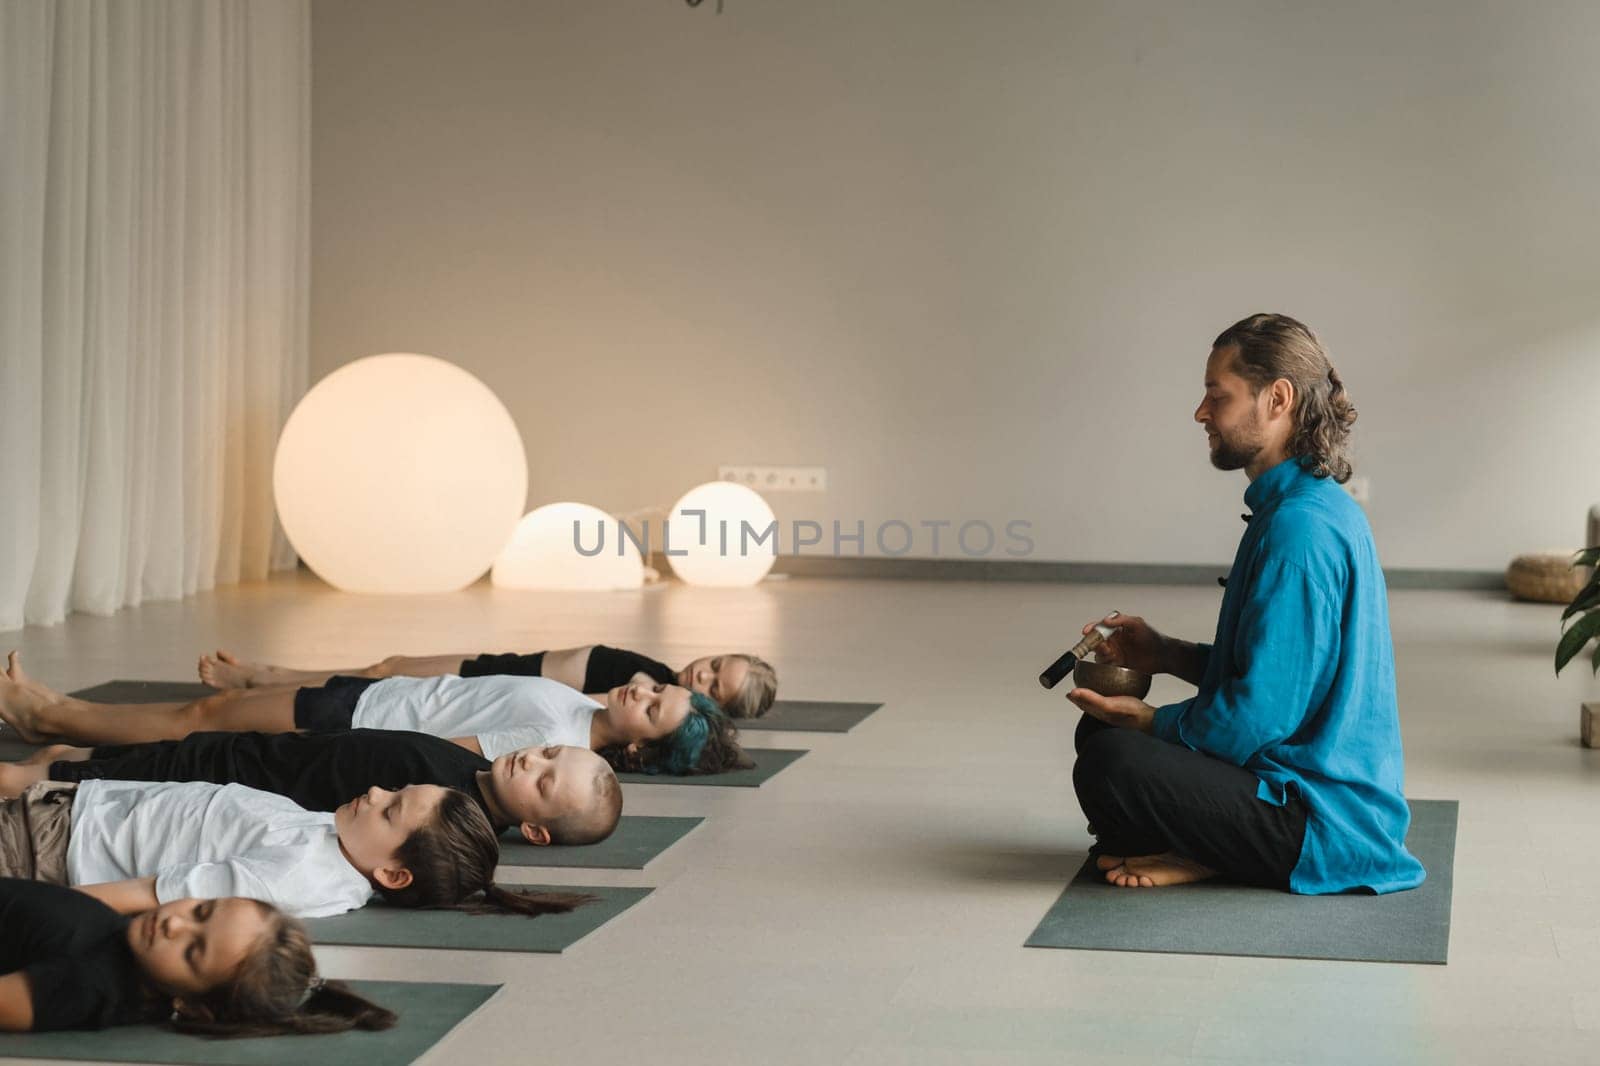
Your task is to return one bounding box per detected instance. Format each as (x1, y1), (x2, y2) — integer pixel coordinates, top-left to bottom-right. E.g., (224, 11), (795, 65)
(1100, 852), (1217, 888)
(0, 652), (63, 744)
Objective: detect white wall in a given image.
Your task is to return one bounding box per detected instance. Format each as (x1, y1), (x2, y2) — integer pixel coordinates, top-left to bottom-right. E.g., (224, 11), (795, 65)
(310, 0), (1600, 571)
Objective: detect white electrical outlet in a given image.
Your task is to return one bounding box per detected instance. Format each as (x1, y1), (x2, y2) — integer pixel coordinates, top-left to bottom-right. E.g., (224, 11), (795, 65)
(717, 466), (827, 492)
(1344, 476), (1371, 506)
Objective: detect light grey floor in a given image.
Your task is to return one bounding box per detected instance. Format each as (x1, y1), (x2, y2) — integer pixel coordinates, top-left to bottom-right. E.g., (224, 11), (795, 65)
(3, 572), (1597, 1065)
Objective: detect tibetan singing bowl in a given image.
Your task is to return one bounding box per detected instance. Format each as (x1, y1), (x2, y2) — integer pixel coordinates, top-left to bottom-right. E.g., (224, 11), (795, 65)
(1072, 659), (1152, 700)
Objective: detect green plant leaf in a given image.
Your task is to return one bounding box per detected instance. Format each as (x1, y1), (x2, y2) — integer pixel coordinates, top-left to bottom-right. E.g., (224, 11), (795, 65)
(1592, 639), (1600, 676)
(1556, 611), (1600, 675)
(1574, 547), (1600, 567)
(1562, 581), (1600, 621)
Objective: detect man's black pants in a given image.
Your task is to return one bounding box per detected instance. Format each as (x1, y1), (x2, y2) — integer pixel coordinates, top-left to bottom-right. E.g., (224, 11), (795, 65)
(1072, 715), (1308, 889)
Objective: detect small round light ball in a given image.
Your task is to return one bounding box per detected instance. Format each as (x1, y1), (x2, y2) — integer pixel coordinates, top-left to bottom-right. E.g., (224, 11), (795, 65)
(273, 353), (527, 594)
(666, 481), (778, 587)
(492, 503), (644, 590)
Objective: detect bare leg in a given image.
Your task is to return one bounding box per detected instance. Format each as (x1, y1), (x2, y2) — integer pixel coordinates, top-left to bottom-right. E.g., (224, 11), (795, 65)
(198, 650), (471, 690)
(3, 652), (299, 745)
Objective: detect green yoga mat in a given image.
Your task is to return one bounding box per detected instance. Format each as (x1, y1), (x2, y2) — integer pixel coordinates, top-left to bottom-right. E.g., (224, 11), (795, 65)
(498, 815), (701, 868)
(0, 980), (498, 1065)
(308, 885), (652, 952)
(1026, 799), (1457, 964)
(742, 699), (881, 733)
(616, 747), (807, 787)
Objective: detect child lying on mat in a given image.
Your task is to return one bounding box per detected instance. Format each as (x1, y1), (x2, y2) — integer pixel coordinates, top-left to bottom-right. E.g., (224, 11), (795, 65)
(198, 642), (779, 719)
(1, 653), (752, 778)
(0, 878), (394, 1035)
(0, 777), (591, 920)
(0, 728), (622, 847)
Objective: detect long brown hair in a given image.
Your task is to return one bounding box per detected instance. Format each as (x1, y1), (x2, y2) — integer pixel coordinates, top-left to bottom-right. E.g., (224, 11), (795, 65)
(1212, 313), (1358, 483)
(389, 787), (598, 916)
(168, 903), (396, 1037)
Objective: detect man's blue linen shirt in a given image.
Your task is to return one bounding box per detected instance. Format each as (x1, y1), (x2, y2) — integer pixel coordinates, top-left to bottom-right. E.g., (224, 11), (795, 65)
(1150, 458), (1426, 895)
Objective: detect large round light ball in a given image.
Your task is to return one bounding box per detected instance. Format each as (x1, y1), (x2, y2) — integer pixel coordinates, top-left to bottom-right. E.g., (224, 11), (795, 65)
(665, 482), (778, 587)
(492, 503), (644, 590)
(274, 353), (527, 593)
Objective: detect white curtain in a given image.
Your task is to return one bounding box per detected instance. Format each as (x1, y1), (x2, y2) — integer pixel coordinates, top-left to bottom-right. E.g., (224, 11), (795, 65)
(0, 0), (309, 630)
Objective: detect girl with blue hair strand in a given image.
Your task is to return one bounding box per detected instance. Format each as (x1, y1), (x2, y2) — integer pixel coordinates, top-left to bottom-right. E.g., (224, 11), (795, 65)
(4, 655), (753, 778)
(596, 690), (753, 777)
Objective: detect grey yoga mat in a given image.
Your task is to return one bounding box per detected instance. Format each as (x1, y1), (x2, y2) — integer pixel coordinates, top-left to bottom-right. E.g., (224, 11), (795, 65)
(741, 699), (882, 733)
(0, 980), (498, 1066)
(1026, 799), (1457, 964)
(308, 885), (652, 953)
(67, 682), (884, 733)
(69, 679), (214, 703)
(499, 815), (702, 869)
(615, 747), (808, 787)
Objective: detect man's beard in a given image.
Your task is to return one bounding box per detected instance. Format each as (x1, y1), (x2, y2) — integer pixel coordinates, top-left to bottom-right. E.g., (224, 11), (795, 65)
(1208, 413), (1265, 472)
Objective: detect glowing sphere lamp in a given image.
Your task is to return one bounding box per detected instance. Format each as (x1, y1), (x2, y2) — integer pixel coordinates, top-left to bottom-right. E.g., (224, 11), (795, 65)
(492, 502), (644, 590)
(665, 481), (778, 587)
(273, 353), (527, 593)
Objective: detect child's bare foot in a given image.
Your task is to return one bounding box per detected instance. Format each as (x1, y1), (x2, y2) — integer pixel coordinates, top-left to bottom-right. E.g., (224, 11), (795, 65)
(0, 759), (50, 799)
(1100, 852), (1217, 888)
(198, 650), (273, 689)
(25, 743), (89, 766)
(0, 652), (62, 743)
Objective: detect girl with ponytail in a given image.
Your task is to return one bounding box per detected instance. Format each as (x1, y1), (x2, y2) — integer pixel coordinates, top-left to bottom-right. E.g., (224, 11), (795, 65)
(398, 786), (599, 916)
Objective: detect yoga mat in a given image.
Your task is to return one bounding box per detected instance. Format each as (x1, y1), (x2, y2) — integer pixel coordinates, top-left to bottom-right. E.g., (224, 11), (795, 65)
(1025, 799), (1457, 964)
(498, 815), (702, 869)
(308, 885), (652, 953)
(742, 699), (882, 733)
(616, 747), (807, 787)
(0, 980), (498, 1065)
(69, 679), (214, 703)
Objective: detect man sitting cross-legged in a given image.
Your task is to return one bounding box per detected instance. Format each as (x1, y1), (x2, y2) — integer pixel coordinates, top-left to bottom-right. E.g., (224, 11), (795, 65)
(1063, 314), (1424, 895)
(0, 696), (622, 848)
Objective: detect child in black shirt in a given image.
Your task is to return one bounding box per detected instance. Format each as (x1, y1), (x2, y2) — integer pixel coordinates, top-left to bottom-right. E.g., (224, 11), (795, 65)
(0, 878), (393, 1034)
(0, 728), (621, 848)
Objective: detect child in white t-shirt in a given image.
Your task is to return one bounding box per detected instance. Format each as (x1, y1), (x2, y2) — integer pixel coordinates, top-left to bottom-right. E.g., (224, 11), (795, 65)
(2, 655), (752, 777)
(348, 675), (598, 758)
(0, 778), (592, 921)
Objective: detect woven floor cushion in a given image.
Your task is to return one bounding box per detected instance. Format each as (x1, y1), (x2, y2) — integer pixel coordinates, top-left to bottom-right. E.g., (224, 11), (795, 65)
(1506, 551), (1586, 603)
